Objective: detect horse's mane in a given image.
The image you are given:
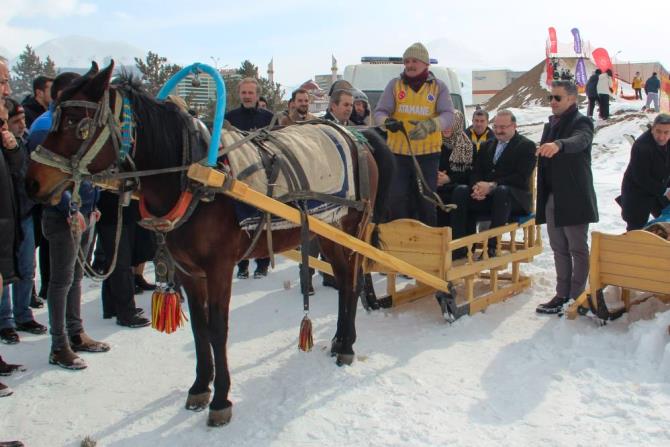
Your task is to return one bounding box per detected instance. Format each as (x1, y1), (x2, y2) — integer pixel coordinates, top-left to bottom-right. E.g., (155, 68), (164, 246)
(112, 72), (191, 169)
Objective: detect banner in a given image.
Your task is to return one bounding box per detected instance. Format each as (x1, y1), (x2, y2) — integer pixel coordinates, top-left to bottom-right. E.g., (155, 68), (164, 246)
(548, 27), (558, 53)
(575, 58), (587, 87)
(591, 48), (612, 71)
(571, 28), (582, 54)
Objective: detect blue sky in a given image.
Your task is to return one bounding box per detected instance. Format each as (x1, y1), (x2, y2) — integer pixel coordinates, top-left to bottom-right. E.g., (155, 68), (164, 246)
(2, 0), (669, 90)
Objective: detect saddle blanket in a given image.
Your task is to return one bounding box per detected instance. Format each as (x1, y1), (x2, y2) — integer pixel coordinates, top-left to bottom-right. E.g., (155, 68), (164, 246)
(222, 123), (357, 231)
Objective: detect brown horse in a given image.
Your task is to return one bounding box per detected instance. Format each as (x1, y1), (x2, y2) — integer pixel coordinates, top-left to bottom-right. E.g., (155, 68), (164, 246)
(25, 61), (394, 426)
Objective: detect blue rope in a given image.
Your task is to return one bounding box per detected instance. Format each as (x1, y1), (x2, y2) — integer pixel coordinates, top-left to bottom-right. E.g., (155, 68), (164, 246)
(119, 96), (133, 160)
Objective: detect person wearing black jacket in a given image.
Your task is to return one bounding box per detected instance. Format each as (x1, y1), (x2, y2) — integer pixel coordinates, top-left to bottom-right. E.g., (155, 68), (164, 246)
(21, 75), (53, 128)
(536, 81), (598, 314)
(225, 78), (274, 279)
(585, 69), (601, 119)
(617, 114), (670, 230)
(0, 99), (24, 398)
(450, 110), (536, 257)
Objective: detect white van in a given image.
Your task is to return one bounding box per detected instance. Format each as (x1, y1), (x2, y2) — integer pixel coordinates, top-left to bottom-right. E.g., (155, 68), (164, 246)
(343, 56), (465, 120)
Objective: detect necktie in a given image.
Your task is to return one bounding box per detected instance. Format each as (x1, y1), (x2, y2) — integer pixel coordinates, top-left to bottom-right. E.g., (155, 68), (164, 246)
(493, 142), (507, 164)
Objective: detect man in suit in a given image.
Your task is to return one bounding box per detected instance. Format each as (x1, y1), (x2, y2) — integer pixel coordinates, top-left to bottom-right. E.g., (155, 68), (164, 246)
(617, 113), (670, 231)
(450, 109), (536, 257)
(535, 80), (598, 314)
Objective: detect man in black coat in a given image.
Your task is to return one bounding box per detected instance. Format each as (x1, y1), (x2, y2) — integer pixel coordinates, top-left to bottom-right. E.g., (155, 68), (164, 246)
(585, 69), (601, 119)
(535, 80), (598, 314)
(617, 113), (670, 230)
(450, 109), (536, 256)
(21, 75), (53, 128)
(225, 78), (274, 279)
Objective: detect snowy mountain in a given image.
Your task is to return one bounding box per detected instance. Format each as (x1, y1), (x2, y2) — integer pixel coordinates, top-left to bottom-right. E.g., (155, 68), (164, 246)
(2, 100), (670, 446)
(27, 35), (145, 69)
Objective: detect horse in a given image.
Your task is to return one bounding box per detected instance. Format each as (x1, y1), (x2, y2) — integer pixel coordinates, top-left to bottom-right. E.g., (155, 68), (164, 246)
(25, 61), (394, 427)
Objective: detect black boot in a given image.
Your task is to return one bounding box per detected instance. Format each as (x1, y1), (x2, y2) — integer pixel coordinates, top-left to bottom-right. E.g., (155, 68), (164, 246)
(536, 296), (569, 314)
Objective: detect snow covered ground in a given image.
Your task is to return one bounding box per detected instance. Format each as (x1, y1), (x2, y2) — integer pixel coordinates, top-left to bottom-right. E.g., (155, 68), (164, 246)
(2, 101), (670, 446)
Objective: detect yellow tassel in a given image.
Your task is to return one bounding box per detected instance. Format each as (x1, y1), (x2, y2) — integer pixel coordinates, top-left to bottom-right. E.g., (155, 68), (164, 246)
(298, 315), (313, 351)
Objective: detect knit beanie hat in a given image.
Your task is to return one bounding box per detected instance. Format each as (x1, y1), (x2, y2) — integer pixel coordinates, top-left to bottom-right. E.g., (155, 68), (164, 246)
(403, 42), (429, 64)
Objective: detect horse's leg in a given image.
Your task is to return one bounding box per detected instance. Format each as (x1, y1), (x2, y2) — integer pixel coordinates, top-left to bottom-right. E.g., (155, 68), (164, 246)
(180, 271), (213, 411)
(319, 238), (358, 366)
(205, 259), (235, 427)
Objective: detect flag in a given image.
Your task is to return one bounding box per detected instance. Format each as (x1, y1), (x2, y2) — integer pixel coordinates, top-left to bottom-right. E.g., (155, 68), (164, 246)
(571, 28), (582, 54)
(548, 27), (558, 53)
(575, 58), (587, 87)
(592, 48), (612, 71)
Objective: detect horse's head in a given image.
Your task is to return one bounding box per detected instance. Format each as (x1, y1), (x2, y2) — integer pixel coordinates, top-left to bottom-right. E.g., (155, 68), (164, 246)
(26, 60), (120, 204)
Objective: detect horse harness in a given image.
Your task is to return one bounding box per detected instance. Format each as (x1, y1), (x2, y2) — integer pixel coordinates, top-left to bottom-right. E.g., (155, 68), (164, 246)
(31, 86), (375, 283)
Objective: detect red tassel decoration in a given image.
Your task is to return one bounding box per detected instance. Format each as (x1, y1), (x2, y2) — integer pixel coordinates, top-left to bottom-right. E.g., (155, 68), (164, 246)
(151, 288), (188, 334)
(298, 314), (313, 352)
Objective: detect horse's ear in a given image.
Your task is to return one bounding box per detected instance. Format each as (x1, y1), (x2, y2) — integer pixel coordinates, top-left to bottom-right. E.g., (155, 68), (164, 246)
(83, 60), (115, 100)
(83, 61), (99, 78)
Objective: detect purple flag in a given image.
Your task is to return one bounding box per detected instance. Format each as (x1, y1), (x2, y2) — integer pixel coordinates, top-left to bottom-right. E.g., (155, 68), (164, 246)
(575, 58), (587, 87)
(571, 28), (582, 54)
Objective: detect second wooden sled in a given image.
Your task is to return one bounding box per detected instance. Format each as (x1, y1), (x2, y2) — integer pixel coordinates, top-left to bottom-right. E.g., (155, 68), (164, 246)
(565, 230), (670, 322)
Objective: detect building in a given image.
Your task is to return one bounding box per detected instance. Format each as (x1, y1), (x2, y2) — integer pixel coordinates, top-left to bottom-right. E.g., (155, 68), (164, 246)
(175, 68), (240, 109)
(315, 74), (342, 92)
(472, 69), (525, 104)
(611, 61), (668, 84)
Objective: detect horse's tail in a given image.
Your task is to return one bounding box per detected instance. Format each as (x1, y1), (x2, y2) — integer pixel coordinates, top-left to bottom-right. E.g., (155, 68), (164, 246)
(360, 128), (395, 226)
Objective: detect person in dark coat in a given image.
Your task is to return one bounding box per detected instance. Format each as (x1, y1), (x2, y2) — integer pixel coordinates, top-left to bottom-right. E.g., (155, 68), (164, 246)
(450, 109), (536, 256)
(225, 77), (274, 279)
(465, 109), (494, 152)
(21, 75), (53, 128)
(617, 113), (670, 230)
(0, 98), (25, 397)
(535, 80), (598, 314)
(585, 69), (601, 119)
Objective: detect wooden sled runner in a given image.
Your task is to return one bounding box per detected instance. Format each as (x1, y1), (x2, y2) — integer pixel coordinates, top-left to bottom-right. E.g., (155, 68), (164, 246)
(565, 230), (670, 322)
(189, 164), (542, 322)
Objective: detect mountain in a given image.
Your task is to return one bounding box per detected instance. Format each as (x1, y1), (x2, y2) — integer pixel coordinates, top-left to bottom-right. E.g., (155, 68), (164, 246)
(29, 35), (145, 68)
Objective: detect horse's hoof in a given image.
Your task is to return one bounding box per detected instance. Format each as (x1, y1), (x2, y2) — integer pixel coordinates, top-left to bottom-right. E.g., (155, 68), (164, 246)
(207, 407), (233, 427)
(336, 353), (354, 366)
(185, 391), (211, 412)
(330, 339), (343, 357)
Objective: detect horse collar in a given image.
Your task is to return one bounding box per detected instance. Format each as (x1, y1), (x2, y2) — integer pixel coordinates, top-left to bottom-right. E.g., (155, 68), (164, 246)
(138, 191), (195, 233)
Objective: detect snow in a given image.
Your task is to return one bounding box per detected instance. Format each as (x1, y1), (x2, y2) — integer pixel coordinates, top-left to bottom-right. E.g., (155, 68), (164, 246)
(2, 101), (670, 446)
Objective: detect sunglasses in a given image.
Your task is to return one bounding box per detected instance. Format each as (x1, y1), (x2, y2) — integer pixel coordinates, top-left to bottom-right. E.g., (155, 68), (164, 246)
(548, 95), (563, 102)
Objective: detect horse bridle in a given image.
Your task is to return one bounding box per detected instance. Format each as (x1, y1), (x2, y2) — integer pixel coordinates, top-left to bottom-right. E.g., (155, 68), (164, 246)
(30, 88), (129, 205)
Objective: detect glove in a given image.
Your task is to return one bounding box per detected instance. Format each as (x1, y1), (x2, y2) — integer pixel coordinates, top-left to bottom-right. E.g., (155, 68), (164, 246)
(384, 118), (404, 133)
(408, 118), (439, 140)
(89, 209), (101, 227)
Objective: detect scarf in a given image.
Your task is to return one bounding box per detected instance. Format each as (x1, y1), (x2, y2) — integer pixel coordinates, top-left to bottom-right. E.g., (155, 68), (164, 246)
(445, 111), (473, 172)
(402, 69), (429, 92)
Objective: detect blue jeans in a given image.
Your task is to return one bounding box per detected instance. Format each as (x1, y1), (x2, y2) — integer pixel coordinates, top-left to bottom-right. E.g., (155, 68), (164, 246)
(0, 215), (36, 329)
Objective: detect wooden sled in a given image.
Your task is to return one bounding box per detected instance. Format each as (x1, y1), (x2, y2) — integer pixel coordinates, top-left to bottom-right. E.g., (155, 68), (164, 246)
(565, 230), (670, 322)
(188, 164), (542, 322)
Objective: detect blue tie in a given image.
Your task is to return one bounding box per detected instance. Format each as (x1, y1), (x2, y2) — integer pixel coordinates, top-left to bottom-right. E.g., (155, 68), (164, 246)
(493, 142), (507, 164)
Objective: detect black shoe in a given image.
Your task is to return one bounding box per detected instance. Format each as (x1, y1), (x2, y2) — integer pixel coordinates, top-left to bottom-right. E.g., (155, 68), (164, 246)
(15, 320), (47, 335)
(116, 315), (151, 328)
(536, 296), (569, 314)
(237, 268), (249, 279)
(134, 274), (155, 291)
(253, 267), (268, 279)
(29, 293), (44, 309)
(0, 328), (19, 345)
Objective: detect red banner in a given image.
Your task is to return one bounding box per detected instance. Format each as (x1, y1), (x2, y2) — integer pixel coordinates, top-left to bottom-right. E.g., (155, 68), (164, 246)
(548, 27), (558, 53)
(591, 48), (612, 71)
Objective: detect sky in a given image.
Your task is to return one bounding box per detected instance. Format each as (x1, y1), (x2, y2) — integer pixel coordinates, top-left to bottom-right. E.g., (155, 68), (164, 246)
(1, 0), (669, 92)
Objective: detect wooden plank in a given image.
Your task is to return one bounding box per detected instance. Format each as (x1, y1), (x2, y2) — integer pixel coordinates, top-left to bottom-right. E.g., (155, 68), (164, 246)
(445, 246), (541, 281)
(595, 233), (670, 259)
(600, 262), (670, 285)
(208, 173), (454, 293)
(376, 219), (450, 255)
(589, 232), (602, 292)
(600, 274), (670, 295)
(280, 249), (334, 276)
(386, 283), (436, 307)
(467, 277), (531, 314)
(448, 223), (519, 250)
(565, 291), (590, 320)
(600, 250), (670, 271)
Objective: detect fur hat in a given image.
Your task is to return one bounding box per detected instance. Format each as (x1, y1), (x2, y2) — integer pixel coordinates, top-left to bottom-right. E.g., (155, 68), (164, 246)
(403, 42), (429, 65)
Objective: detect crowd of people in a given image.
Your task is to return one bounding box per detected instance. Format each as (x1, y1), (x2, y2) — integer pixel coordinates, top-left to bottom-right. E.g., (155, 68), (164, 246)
(0, 58), (158, 409)
(1, 44), (668, 438)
